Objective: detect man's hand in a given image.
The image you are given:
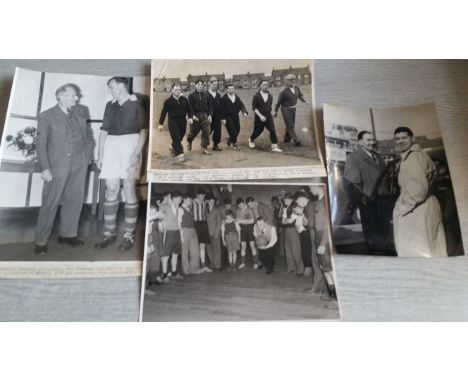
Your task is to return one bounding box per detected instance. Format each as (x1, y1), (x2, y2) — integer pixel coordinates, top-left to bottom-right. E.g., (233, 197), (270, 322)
(222, 240), (226, 247)
(303, 99), (308, 104)
(41, 169), (52, 182)
(129, 153), (141, 166)
(259, 115), (267, 122)
(317, 245), (326, 255)
(158, 125), (164, 132)
(193, 115), (199, 122)
(221, 119), (226, 125)
(130, 94), (138, 101)
(208, 115), (212, 123)
(243, 113), (248, 117)
(95, 158), (102, 170)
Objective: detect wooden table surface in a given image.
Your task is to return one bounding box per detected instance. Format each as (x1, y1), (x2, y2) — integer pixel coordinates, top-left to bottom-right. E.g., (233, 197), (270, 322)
(0, 59), (467, 321)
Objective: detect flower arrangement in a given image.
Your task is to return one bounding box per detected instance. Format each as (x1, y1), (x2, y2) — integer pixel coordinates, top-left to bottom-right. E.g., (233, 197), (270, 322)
(5, 126), (37, 161)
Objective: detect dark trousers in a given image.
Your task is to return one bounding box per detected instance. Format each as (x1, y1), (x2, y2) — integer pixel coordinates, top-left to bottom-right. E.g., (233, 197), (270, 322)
(210, 116), (222, 145)
(309, 228), (326, 292)
(250, 114), (278, 144)
(168, 117), (187, 156)
(259, 247), (275, 272)
(225, 114), (241, 144)
(35, 157), (89, 245)
(187, 112), (210, 149)
(359, 196), (395, 253)
(299, 230), (312, 267)
(281, 107), (298, 143)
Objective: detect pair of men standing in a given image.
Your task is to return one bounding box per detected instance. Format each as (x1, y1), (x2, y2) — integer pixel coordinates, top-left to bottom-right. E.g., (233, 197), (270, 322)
(343, 128), (447, 257)
(34, 78), (148, 254)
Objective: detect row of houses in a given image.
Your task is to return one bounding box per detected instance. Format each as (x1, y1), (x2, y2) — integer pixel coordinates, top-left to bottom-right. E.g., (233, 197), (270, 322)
(153, 65), (312, 92)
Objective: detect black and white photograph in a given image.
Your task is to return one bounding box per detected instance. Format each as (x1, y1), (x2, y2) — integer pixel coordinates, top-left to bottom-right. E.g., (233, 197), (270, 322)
(141, 182), (339, 321)
(0, 68), (150, 277)
(149, 59), (326, 182)
(324, 102), (464, 257)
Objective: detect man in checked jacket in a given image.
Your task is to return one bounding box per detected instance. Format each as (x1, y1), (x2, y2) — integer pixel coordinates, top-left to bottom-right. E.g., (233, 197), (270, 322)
(274, 73), (308, 146)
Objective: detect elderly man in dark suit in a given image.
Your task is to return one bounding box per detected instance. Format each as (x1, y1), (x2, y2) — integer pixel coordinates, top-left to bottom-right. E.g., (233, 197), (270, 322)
(343, 130), (393, 254)
(34, 83), (95, 255)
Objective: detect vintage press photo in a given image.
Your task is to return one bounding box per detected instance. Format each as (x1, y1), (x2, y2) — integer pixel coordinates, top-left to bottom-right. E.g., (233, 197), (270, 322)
(140, 182), (340, 321)
(148, 59), (326, 182)
(0, 68), (150, 278)
(324, 103), (464, 257)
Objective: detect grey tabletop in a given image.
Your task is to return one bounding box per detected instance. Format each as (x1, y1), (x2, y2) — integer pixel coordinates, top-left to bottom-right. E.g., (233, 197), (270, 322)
(0, 59), (467, 321)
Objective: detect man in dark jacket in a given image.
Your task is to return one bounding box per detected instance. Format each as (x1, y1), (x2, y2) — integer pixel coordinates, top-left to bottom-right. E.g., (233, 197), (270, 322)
(343, 130), (393, 254)
(220, 83), (248, 151)
(34, 83), (95, 255)
(249, 80), (282, 153)
(187, 80), (213, 155)
(207, 77), (223, 151)
(158, 84), (193, 163)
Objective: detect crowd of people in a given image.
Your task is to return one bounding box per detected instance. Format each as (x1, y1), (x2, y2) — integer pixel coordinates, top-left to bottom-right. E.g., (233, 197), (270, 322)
(157, 74), (308, 162)
(145, 185), (337, 301)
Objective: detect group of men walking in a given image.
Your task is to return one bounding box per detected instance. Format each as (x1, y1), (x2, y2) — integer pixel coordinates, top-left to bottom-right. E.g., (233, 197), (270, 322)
(34, 78), (148, 255)
(146, 185), (336, 300)
(158, 74), (308, 162)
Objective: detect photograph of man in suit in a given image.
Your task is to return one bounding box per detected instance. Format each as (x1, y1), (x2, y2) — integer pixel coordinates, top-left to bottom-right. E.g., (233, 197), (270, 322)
(34, 83), (95, 255)
(343, 130), (393, 254)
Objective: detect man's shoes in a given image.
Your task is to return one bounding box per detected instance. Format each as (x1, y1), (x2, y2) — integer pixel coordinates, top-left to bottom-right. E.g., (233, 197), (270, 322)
(169, 145), (175, 156)
(213, 145), (222, 151)
(176, 154), (185, 162)
(204, 267), (213, 273)
(187, 141), (192, 151)
(202, 149), (212, 155)
(294, 140), (302, 147)
(226, 138), (231, 147)
(271, 144), (283, 153)
(118, 233), (135, 251)
(58, 236), (84, 247)
(266, 268), (273, 275)
(34, 244), (47, 255)
(171, 273), (184, 280)
(238, 262), (245, 269)
(233, 144), (240, 151)
(248, 138), (255, 149)
(95, 233), (117, 249)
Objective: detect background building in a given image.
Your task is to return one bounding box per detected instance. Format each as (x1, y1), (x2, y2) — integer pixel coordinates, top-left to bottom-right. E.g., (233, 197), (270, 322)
(153, 77), (181, 92)
(186, 73), (226, 91)
(271, 65), (312, 87)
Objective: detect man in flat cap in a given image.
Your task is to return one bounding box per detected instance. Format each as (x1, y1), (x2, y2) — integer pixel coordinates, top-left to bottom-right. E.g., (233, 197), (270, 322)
(274, 73), (308, 147)
(34, 83), (95, 255)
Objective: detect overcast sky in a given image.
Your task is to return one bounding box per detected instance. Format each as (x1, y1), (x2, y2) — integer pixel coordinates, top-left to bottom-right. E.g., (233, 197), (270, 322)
(323, 103), (442, 140)
(152, 59), (312, 81)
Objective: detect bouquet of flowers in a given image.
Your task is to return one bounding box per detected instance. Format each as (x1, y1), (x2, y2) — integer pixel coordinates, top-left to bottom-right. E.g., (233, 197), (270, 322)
(5, 126), (37, 161)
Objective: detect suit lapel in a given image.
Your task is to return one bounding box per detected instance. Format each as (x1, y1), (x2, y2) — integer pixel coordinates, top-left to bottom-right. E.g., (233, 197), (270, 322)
(357, 147), (379, 170)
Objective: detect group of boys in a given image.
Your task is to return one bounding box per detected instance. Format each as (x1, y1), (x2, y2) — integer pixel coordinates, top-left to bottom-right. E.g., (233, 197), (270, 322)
(145, 185), (336, 301)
